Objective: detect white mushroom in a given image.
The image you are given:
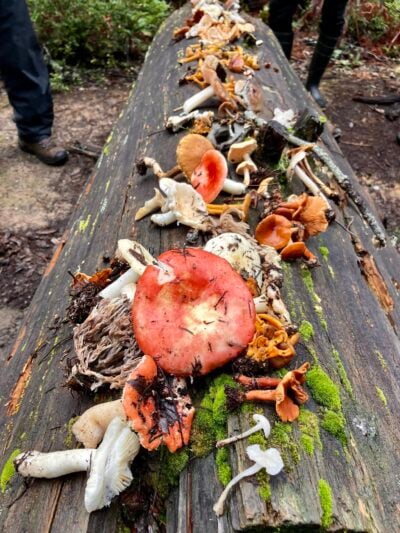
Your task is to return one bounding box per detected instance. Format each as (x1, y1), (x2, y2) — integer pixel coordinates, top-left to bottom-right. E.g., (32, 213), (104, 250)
(15, 418), (140, 513)
(166, 110), (214, 133)
(99, 240), (157, 300)
(204, 232), (263, 288)
(214, 444), (284, 516)
(151, 178), (209, 230)
(216, 414), (271, 448)
(135, 189), (165, 221)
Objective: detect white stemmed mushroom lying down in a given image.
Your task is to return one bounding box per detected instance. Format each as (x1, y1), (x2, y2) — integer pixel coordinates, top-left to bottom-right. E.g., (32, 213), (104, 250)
(14, 418), (140, 513)
(150, 178), (209, 229)
(214, 444), (284, 516)
(216, 414), (270, 448)
(204, 232), (263, 289)
(228, 139), (258, 187)
(98, 239), (157, 300)
(183, 55), (233, 115)
(166, 110), (214, 133)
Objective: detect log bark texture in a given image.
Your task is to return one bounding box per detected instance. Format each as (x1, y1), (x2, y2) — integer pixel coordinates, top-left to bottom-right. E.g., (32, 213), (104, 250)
(1, 6), (399, 533)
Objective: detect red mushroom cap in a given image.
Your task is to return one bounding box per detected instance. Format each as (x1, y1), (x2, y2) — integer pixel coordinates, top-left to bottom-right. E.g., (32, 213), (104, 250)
(191, 149), (227, 203)
(132, 248), (256, 376)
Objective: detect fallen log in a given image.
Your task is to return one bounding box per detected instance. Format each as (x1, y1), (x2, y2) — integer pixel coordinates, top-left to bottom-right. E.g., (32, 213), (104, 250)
(0, 5), (399, 533)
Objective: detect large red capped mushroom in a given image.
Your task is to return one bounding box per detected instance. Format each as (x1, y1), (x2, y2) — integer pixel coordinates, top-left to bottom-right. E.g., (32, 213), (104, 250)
(191, 149), (227, 202)
(132, 248), (256, 376)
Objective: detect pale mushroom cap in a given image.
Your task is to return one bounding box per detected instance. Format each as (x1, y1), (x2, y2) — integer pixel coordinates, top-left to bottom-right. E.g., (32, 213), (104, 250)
(246, 444), (284, 476)
(159, 178), (208, 229)
(204, 232), (263, 288)
(84, 417), (140, 513)
(228, 139), (257, 164)
(176, 134), (214, 178)
(252, 414), (271, 438)
(236, 160), (257, 175)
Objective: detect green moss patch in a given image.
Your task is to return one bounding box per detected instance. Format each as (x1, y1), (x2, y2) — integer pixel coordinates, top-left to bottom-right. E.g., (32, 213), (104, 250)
(269, 421), (299, 468)
(375, 350), (387, 370)
(216, 448), (232, 486)
(65, 416), (80, 449)
(299, 320), (314, 342)
(319, 246), (329, 259)
(257, 469), (271, 502)
(321, 410), (347, 445)
(307, 366), (341, 411)
(301, 269), (328, 330)
(1, 449), (21, 493)
(332, 349), (353, 398)
(319, 479), (333, 528)
(298, 408), (322, 456)
(375, 386), (387, 407)
(151, 448), (189, 499)
(190, 374), (237, 457)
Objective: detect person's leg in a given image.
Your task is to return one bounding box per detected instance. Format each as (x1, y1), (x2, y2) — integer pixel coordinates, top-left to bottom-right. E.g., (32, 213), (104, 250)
(306, 0), (349, 107)
(0, 0), (68, 164)
(268, 0), (299, 59)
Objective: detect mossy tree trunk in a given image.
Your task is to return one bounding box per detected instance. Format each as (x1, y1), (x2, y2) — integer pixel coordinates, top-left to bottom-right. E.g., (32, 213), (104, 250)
(0, 6), (399, 533)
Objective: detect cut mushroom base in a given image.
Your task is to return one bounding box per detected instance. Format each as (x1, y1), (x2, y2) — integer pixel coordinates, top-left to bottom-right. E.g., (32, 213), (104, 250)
(132, 248), (256, 376)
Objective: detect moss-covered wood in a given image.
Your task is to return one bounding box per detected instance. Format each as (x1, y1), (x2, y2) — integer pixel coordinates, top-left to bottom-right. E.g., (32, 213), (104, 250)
(0, 5), (399, 532)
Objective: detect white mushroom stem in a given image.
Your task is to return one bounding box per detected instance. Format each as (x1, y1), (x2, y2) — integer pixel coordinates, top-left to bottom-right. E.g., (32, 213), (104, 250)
(216, 414), (270, 448)
(15, 449), (92, 478)
(183, 85), (216, 114)
(287, 151), (331, 209)
(253, 294), (268, 313)
(214, 463), (261, 516)
(151, 211), (178, 226)
(72, 399), (124, 448)
(135, 189), (165, 220)
(222, 178), (247, 195)
(98, 268), (137, 300)
(238, 155), (256, 186)
(141, 157), (166, 178)
(214, 445), (284, 516)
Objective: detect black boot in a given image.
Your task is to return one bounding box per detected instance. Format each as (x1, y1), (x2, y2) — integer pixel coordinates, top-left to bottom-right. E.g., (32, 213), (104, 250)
(306, 33), (338, 108)
(273, 31), (294, 60)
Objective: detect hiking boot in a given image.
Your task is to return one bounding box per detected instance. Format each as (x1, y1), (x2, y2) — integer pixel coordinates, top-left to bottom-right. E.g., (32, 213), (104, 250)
(273, 31), (294, 60)
(305, 33), (339, 109)
(19, 137), (69, 166)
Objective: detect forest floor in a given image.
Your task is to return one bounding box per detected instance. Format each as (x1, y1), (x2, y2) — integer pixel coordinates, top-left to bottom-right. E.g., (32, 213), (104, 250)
(0, 34), (399, 358)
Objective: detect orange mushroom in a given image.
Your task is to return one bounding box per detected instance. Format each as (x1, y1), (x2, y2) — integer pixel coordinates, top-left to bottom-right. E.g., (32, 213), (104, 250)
(280, 242), (318, 265)
(246, 314), (299, 369)
(122, 355), (195, 453)
(255, 214), (296, 249)
(226, 362), (310, 422)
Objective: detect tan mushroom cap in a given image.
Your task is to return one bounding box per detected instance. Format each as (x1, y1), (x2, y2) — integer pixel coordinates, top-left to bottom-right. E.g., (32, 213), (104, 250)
(176, 133), (214, 178)
(236, 160), (257, 176)
(228, 139), (257, 164)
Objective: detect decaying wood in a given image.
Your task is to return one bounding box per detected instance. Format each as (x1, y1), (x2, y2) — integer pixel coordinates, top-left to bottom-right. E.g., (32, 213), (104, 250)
(0, 6), (399, 533)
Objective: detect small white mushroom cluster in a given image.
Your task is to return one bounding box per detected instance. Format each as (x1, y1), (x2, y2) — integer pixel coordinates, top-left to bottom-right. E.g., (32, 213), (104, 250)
(213, 414), (284, 516)
(14, 418), (140, 513)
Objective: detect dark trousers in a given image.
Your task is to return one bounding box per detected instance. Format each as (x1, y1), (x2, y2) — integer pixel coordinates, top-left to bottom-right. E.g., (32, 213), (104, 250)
(0, 0), (53, 142)
(269, 0), (349, 42)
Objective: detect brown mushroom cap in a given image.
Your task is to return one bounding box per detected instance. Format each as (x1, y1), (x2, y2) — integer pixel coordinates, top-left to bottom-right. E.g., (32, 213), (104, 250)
(297, 195), (329, 237)
(255, 214), (295, 249)
(176, 134), (214, 178)
(280, 242), (306, 261)
(228, 139), (257, 164)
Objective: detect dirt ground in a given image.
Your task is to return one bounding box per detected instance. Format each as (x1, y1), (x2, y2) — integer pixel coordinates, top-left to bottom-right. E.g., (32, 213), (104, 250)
(0, 40), (399, 359)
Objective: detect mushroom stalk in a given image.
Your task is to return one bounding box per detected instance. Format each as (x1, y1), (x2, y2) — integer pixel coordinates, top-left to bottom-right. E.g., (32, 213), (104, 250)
(98, 268), (138, 300)
(222, 178), (247, 195)
(183, 85), (216, 114)
(15, 449), (92, 478)
(214, 444), (284, 516)
(214, 463), (261, 516)
(135, 189), (165, 221)
(292, 164), (331, 209)
(216, 414), (270, 448)
(151, 211), (178, 226)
